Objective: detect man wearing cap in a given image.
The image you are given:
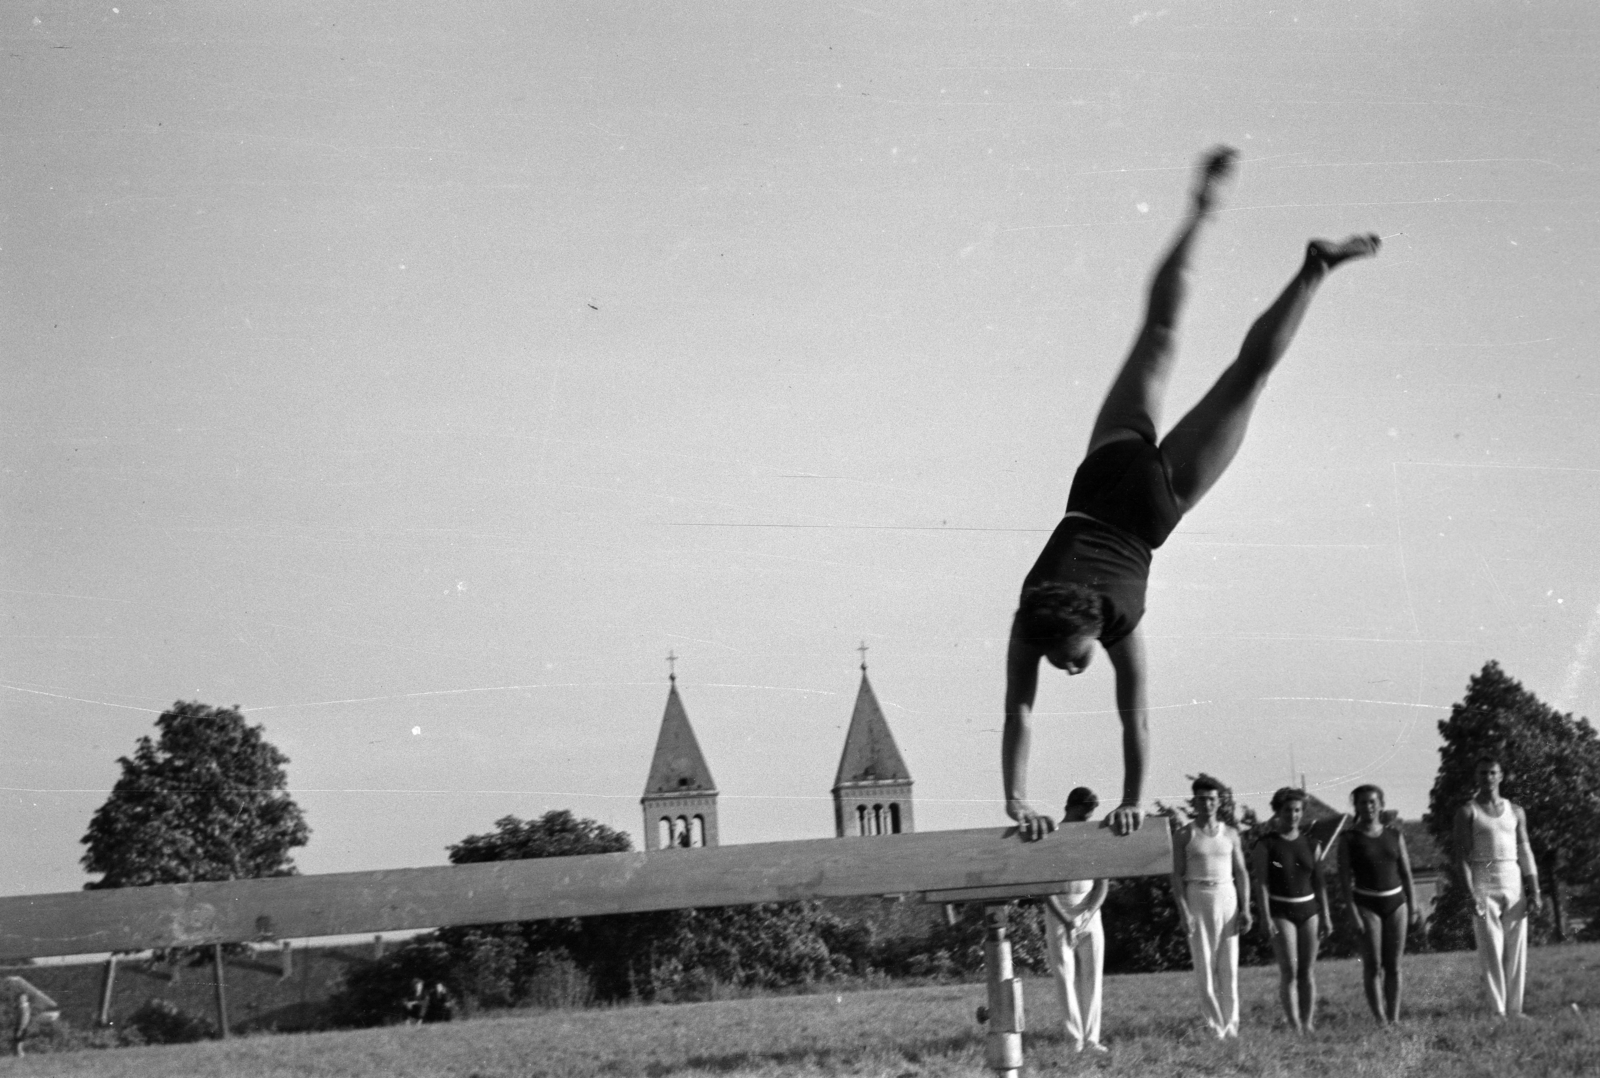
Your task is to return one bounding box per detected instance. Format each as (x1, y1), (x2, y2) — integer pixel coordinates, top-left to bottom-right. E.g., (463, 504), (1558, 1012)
(1042, 787), (1110, 1053)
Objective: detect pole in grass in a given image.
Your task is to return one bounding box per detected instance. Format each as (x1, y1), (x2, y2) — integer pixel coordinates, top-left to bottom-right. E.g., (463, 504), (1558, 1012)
(979, 903), (1024, 1078)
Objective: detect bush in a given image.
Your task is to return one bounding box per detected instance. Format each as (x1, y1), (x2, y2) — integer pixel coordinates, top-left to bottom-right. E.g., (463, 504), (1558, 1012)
(125, 999), (214, 1044)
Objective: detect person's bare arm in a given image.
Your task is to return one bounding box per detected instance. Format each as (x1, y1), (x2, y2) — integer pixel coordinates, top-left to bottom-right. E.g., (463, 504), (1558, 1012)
(1084, 878), (1109, 918)
(1514, 804), (1542, 914)
(1233, 829), (1254, 936)
(1002, 621), (1054, 840)
(1103, 626), (1150, 836)
(1249, 838), (1272, 938)
(1313, 844), (1332, 938)
(1453, 805), (1483, 917)
(1042, 893), (1073, 928)
(1395, 828), (1421, 927)
(1337, 833), (1362, 932)
(1170, 823), (1192, 929)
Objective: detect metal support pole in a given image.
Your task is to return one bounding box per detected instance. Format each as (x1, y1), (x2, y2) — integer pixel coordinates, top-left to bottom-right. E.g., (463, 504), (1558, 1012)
(279, 939), (293, 980)
(95, 955), (116, 1027)
(980, 904), (1024, 1078)
(212, 944), (229, 1039)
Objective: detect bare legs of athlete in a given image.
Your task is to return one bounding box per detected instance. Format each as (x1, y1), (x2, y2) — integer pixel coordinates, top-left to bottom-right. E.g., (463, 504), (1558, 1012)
(1270, 915), (1322, 1033)
(1356, 902), (1409, 1023)
(1087, 146), (1381, 514)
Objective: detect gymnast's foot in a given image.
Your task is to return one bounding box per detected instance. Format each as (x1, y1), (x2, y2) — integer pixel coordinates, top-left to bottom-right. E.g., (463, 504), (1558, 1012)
(1307, 233), (1382, 272)
(1192, 145), (1238, 216)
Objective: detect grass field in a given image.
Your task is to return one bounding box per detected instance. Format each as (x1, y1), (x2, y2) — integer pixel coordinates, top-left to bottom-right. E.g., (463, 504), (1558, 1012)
(3, 944), (1598, 1077)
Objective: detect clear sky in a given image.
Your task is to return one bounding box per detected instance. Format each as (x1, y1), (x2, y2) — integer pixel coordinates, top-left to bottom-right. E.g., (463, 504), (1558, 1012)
(4, 1), (1598, 896)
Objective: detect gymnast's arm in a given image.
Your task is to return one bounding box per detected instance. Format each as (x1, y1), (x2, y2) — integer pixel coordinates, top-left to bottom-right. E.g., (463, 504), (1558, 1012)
(1104, 626), (1150, 835)
(1002, 624), (1055, 840)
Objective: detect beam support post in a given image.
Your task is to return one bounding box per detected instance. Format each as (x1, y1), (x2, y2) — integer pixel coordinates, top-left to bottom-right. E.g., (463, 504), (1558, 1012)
(212, 943), (228, 1039)
(95, 955), (116, 1027)
(981, 904), (1024, 1078)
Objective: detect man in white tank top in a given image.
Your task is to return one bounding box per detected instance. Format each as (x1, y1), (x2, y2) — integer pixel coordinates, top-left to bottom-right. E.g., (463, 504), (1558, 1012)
(1043, 787), (1110, 1053)
(1452, 756), (1541, 1018)
(1170, 776), (1253, 1038)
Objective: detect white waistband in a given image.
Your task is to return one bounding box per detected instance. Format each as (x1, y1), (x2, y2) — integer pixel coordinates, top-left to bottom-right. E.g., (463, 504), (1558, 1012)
(1353, 885), (1403, 898)
(1269, 893), (1314, 903)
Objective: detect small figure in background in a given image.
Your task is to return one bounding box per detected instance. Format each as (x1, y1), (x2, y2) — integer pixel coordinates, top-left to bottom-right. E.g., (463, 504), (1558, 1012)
(1041, 787), (1110, 1053)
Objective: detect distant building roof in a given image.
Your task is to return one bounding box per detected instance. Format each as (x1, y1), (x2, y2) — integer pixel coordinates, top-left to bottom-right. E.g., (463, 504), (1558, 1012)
(643, 683), (717, 795)
(832, 672), (910, 788)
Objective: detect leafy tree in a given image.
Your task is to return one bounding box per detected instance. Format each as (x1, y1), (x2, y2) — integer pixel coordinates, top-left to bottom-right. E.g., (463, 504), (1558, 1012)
(447, 810), (631, 863)
(80, 700), (309, 889)
(1424, 661), (1600, 942)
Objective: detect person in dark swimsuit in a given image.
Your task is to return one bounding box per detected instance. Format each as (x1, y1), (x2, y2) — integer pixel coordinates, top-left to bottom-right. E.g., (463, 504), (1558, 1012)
(1336, 784), (1420, 1024)
(1250, 787), (1330, 1033)
(1003, 147), (1382, 840)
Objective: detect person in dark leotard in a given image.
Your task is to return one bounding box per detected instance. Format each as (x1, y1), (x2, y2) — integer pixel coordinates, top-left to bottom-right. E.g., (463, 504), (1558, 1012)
(1002, 147), (1382, 841)
(1250, 787), (1330, 1033)
(1336, 784), (1420, 1024)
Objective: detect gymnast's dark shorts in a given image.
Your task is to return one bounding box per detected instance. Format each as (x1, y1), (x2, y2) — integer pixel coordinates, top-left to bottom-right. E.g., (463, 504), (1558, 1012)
(1269, 896), (1320, 926)
(1065, 434), (1182, 550)
(1353, 888), (1407, 920)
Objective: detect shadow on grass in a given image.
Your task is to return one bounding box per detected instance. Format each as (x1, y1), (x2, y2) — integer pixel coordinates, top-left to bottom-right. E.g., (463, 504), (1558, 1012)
(592, 1030), (987, 1077)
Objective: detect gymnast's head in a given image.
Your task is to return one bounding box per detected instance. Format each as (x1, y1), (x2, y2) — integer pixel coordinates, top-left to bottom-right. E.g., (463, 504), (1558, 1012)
(1017, 582), (1103, 675)
(1270, 786), (1307, 829)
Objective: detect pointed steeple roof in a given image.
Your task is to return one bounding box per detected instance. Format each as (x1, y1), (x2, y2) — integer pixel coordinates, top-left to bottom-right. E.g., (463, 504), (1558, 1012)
(644, 681), (717, 795)
(833, 671), (910, 788)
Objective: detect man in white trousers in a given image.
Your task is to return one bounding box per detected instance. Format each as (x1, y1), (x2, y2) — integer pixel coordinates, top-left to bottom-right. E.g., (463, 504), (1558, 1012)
(1042, 787), (1111, 1053)
(1453, 755), (1542, 1018)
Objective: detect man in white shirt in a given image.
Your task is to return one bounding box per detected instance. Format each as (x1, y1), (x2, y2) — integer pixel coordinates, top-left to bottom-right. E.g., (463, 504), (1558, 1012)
(1042, 787), (1111, 1053)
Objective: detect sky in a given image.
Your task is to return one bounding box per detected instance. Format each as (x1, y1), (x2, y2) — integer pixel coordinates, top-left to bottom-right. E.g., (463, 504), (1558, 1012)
(4, 1), (1599, 897)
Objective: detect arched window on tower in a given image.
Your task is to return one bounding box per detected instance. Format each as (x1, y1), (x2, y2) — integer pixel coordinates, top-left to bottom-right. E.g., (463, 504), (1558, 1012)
(658, 817), (672, 850)
(873, 804), (884, 836)
(690, 815), (705, 847)
(672, 816), (689, 847)
(856, 805), (868, 836)
(889, 802), (902, 834)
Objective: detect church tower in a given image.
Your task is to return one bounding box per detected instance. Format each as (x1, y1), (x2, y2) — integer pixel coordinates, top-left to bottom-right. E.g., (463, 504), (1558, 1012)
(832, 648), (914, 837)
(640, 661), (719, 851)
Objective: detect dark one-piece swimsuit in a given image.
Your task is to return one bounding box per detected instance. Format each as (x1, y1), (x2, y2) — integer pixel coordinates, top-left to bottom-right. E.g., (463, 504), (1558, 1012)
(1345, 827), (1407, 919)
(1021, 435), (1183, 646)
(1262, 832), (1320, 925)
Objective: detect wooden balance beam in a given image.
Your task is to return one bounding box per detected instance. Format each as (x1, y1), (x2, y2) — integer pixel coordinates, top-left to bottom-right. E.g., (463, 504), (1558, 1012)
(0, 822), (1171, 1076)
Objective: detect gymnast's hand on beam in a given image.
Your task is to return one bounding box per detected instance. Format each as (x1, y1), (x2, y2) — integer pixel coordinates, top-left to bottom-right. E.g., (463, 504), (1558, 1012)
(1008, 800), (1056, 841)
(1106, 801), (1142, 836)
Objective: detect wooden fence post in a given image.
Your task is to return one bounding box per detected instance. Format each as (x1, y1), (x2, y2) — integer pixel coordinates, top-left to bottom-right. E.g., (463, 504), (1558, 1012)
(981, 904), (1023, 1078)
(212, 944), (228, 1039)
(95, 955), (116, 1027)
(279, 939), (293, 980)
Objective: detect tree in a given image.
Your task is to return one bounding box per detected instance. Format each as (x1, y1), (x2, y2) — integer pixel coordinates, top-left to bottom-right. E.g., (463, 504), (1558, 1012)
(1424, 661), (1600, 942)
(80, 700), (310, 889)
(446, 810), (631, 864)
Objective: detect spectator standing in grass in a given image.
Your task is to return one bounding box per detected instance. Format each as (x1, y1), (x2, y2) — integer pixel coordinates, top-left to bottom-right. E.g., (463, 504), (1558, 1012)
(1041, 787), (1110, 1054)
(1453, 755), (1541, 1018)
(1252, 787), (1330, 1033)
(1337, 784), (1420, 1024)
(1170, 776), (1252, 1039)
(11, 992), (29, 1058)
(401, 977), (427, 1026)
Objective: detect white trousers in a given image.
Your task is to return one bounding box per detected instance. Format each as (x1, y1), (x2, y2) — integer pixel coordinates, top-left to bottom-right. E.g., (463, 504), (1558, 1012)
(1472, 862), (1527, 1017)
(1186, 882), (1239, 1038)
(1045, 908), (1103, 1048)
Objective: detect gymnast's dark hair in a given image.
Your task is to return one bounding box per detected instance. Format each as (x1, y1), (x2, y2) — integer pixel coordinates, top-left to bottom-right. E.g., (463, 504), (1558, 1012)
(1192, 775), (1225, 796)
(1016, 581), (1103, 645)
(1350, 784), (1384, 807)
(1270, 786), (1307, 813)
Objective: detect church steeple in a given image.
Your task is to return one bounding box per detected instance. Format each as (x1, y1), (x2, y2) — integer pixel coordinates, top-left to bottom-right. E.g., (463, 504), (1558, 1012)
(641, 659), (719, 851)
(831, 648), (913, 837)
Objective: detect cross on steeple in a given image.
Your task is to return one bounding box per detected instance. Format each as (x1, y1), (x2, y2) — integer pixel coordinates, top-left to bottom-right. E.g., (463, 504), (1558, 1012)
(857, 641), (868, 672)
(666, 650), (677, 683)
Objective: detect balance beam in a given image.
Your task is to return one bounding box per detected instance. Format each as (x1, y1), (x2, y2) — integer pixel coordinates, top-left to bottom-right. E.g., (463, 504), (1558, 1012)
(0, 822), (1169, 959)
